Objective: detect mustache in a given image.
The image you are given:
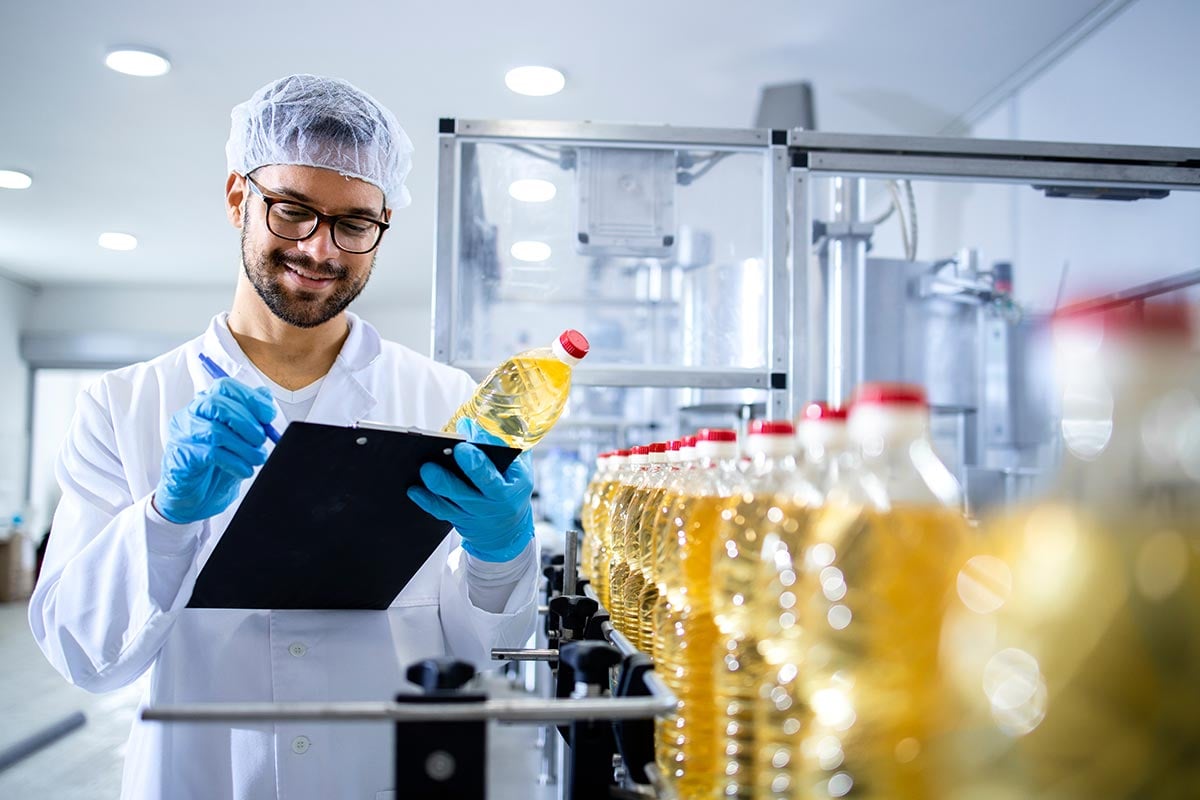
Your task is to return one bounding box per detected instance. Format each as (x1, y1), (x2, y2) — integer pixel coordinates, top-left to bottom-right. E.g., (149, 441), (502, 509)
(270, 249), (347, 280)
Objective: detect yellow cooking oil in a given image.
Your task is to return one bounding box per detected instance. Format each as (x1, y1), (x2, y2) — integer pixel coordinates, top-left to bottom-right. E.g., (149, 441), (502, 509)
(937, 503), (1200, 799)
(712, 491), (812, 798)
(754, 499), (852, 800)
(619, 485), (661, 650)
(632, 484), (675, 654)
(776, 503), (970, 800)
(657, 492), (736, 798)
(443, 330), (588, 449)
(606, 460), (646, 626)
(579, 456), (609, 584)
(592, 457), (629, 609)
(613, 482), (653, 640)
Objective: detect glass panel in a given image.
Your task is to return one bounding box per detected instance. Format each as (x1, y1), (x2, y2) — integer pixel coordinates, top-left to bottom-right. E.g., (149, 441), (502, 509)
(803, 171), (1200, 511)
(452, 140), (770, 372)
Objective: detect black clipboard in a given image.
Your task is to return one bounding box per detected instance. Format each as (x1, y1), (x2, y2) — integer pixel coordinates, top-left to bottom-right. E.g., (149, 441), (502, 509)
(186, 421), (521, 610)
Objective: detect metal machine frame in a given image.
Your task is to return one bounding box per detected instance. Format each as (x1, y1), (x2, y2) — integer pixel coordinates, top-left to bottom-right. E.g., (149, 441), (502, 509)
(432, 118), (794, 419)
(788, 131), (1200, 413)
(432, 120), (1200, 427)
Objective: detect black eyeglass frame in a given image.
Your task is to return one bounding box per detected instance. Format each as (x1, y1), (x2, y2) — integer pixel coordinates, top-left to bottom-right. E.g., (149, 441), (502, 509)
(244, 174), (391, 254)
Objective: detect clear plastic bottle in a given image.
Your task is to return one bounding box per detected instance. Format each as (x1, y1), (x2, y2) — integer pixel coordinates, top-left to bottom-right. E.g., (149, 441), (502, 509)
(607, 445), (651, 625)
(711, 420), (815, 799)
(797, 402), (850, 494)
(616, 442), (672, 648)
(635, 439), (686, 655)
(580, 452), (612, 585)
(782, 383), (970, 800)
(654, 428), (741, 797)
(937, 304), (1200, 799)
(754, 402), (849, 800)
(443, 329), (589, 449)
(592, 449), (630, 611)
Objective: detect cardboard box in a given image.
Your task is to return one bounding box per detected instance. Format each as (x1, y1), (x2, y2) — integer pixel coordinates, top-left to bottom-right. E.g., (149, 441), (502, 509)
(0, 534), (34, 603)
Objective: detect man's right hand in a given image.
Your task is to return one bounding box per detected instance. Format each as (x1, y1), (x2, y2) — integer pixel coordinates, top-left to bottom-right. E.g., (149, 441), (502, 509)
(153, 377), (276, 524)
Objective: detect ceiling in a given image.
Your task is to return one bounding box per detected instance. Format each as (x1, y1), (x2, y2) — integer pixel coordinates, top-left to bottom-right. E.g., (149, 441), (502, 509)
(0, 0), (1115, 302)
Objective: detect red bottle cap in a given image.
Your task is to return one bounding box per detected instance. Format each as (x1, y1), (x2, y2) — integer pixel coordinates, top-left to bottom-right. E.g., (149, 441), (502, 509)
(558, 330), (590, 359)
(614, 449), (631, 457)
(748, 420), (795, 436)
(682, 435), (698, 447)
(648, 442), (669, 453)
(853, 382), (927, 407)
(668, 440), (683, 451)
(630, 445), (650, 455)
(697, 428), (738, 442)
(801, 401), (848, 421)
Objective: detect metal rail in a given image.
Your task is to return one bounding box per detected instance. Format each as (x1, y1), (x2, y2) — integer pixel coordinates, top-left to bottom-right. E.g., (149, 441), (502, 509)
(492, 648), (559, 662)
(142, 694), (676, 725)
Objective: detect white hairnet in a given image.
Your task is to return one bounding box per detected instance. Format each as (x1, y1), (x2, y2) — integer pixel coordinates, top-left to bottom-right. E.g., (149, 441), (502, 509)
(226, 74), (413, 208)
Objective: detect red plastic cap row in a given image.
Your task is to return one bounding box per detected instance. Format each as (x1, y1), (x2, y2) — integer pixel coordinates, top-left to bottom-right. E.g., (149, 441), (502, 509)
(1069, 302), (1192, 339)
(748, 420), (795, 436)
(697, 428), (737, 442)
(802, 401), (848, 421)
(853, 382), (927, 407)
(558, 329), (590, 359)
(649, 442), (669, 453)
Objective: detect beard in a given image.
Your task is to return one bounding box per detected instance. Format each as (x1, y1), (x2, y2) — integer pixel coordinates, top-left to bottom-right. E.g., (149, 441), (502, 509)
(240, 221), (374, 329)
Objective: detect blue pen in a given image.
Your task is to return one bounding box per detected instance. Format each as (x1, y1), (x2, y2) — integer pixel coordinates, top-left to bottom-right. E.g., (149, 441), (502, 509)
(198, 352), (282, 444)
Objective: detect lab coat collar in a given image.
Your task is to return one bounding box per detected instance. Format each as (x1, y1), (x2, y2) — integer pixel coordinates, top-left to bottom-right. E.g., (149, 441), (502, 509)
(199, 311), (381, 426)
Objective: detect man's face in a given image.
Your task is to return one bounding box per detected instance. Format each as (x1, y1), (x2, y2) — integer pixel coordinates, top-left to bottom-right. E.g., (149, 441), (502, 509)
(237, 164), (389, 329)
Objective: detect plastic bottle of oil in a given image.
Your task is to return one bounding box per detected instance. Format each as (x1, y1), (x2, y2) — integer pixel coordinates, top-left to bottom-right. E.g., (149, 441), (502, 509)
(617, 442), (672, 648)
(592, 449), (630, 611)
(711, 420), (818, 798)
(937, 304), (1200, 799)
(649, 436), (700, 780)
(654, 428), (741, 797)
(774, 384), (970, 800)
(646, 436), (699, 662)
(754, 402), (849, 800)
(443, 329), (589, 449)
(797, 401), (850, 494)
(607, 445), (651, 624)
(580, 451), (612, 585)
(634, 439), (685, 656)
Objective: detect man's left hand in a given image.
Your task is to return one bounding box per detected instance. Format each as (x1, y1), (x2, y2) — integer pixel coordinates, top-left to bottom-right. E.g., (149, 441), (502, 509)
(408, 418), (534, 562)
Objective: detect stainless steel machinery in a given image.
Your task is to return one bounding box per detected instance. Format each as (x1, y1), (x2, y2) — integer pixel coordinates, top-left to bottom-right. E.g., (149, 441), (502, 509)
(431, 120), (1200, 514)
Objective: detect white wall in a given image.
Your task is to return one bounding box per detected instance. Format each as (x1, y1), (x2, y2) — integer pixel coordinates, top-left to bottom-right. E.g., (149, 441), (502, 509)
(26, 283), (434, 356)
(0, 275), (36, 521)
(949, 0), (1200, 310)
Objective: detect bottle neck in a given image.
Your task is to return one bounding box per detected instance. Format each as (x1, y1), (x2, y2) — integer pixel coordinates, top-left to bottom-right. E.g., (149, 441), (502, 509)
(1057, 337), (1199, 508)
(850, 405), (961, 508)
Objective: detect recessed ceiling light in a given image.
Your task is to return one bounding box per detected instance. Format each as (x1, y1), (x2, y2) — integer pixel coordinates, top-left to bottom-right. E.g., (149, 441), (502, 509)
(504, 66), (565, 97)
(509, 179), (557, 203)
(0, 169), (32, 190)
(99, 232), (138, 251)
(510, 241), (551, 262)
(105, 48), (171, 77)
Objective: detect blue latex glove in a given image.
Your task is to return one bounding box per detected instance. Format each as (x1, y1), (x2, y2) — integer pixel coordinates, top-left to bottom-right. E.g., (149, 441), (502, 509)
(407, 418), (534, 562)
(154, 377), (276, 524)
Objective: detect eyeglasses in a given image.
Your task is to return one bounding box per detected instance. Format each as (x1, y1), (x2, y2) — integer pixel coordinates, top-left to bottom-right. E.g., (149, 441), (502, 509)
(245, 175), (389, 254)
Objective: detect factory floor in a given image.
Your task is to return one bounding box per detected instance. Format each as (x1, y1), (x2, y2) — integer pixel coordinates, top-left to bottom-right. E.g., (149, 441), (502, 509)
(0, 603), (558, 799)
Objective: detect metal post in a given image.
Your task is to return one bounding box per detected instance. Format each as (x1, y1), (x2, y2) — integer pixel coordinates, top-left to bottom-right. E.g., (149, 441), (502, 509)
(563, 530), (578, 598)
(825, 177), (867, 407)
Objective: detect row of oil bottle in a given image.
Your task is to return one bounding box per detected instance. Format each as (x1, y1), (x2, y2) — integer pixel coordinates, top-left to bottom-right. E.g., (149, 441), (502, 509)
(578, 306), (1200, 799)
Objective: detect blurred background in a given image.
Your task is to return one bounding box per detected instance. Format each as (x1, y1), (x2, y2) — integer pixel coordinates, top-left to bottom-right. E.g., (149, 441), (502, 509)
(0, 0), (1197, 796)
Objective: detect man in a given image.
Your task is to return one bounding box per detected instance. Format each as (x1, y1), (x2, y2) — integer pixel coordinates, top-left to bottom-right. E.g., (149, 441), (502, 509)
(29, 74), (538, 799)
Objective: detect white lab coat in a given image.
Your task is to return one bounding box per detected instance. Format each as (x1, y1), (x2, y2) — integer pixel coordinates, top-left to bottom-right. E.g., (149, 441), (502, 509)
(29, 313), (539, 800)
